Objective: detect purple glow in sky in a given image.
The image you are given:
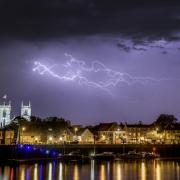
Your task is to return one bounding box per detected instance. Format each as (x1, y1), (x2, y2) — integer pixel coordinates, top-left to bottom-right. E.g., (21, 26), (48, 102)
(0, 0), (180, 124)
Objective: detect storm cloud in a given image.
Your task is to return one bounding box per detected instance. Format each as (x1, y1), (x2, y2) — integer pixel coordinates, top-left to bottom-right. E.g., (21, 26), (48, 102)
(0, 0), (180, 124)
(0, 0), (180, 41)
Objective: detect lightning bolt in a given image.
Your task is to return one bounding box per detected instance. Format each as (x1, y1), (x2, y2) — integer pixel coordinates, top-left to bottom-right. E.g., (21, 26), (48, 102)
(32, 53), (170, 92)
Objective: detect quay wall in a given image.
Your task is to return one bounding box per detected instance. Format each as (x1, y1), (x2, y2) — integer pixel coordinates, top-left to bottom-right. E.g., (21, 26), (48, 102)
(0, 144), (179, 160)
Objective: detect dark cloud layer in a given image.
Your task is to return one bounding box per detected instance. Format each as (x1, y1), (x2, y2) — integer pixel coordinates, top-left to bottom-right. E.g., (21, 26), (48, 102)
(0, 0), (180, 41)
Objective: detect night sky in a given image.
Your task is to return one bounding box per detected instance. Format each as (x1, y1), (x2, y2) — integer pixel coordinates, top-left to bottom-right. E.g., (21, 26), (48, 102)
(0, 0), (180, 124)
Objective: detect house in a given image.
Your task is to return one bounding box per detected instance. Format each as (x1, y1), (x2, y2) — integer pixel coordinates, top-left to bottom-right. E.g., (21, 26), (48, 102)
(0, 130), (14, 145)
(124, 123), (155, 144)
(75, 128), (94, 144)
(164, 124), (180, 144)
(20, 131), (41, 144)
(95, 122), (120, 144)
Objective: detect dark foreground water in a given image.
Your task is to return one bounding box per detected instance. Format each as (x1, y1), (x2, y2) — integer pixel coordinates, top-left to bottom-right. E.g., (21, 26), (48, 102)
(0, 159), (180, 180)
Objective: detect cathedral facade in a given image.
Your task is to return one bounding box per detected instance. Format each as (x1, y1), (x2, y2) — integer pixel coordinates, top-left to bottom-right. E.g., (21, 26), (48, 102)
(21, 101), (31, 121)
(0, 101), (31, 127)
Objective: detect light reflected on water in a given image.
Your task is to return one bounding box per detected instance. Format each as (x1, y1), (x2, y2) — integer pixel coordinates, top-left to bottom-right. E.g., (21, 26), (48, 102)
(58, 163), (63, 180)
(91, 160), (95, 180)
(20, 165), (25, 180)
(100, 164), (105, 180)
(156, 162), (161, 180)
(48, 163), (52, 180)
(141, 162), (146, 180)
(73, 164), (79, 180)
(34, 164), (38, 180)
(116, 162), (122, 180)
(177, 162), (180, 180)
(26, 167), (30, 180)
(39, 164), (43, 180)
(10, 167), (14, 180)
(0, 159), (180, 180)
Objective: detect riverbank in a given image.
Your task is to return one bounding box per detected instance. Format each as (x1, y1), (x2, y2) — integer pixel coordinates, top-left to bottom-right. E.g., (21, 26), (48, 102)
(0, 144), (179, 162)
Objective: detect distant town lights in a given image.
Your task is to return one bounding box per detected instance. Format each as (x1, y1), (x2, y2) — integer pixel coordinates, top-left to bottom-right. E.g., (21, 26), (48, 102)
(22, 127), (26, 131)
(49, 136), (53, 141)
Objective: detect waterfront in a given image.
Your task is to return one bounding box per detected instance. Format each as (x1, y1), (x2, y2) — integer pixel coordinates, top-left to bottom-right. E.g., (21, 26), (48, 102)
(0, 159), (180, 180)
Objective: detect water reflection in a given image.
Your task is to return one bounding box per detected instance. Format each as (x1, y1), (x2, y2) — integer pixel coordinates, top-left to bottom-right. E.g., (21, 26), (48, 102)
(116, 162), (122, 180)
(141, 162), (146, 180)
(58, 163), (63, 180)
(73, 164), (79, 180)
(34, 164), (38, 180)
(39, 164), (43, 180)
(91, 160), (95, 180)
(20, 165), (25, 180)
(48, 163), (52, 180)
(177, 162), (180, 180)
(156, 162), (161, 180)
(100, 164), (105, 180)
(26, 166), (30, 180)
(0, 159), (180, 180)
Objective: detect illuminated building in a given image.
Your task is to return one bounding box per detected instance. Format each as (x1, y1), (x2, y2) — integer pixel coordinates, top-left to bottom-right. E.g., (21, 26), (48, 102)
(0, 102), (11, 127)
(21, 101), (31, 121)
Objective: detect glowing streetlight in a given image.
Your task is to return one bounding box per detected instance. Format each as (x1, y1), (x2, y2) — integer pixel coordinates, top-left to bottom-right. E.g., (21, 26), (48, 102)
(49, 136), (53, 141)
(74, 127), (78, 133)
(21, 127), (26, 144)
(102, 135), (105, 140)
(74, 127), (78, 141)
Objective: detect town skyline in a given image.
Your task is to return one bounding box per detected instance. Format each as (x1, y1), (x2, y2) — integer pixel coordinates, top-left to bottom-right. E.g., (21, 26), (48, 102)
(1, 98), (179, 126)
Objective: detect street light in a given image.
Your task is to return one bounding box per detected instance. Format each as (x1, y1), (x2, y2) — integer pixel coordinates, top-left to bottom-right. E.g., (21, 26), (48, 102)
(74, 127), (78, 141)
(22, 127), (26, 131)
(59, 137), (63, 141)
(21, 127), (26, 144)
(35, 137), (38, 144)
(74, 127), (78, 134)
(116, 128), (120, 144)
(49, 136), (53, 144)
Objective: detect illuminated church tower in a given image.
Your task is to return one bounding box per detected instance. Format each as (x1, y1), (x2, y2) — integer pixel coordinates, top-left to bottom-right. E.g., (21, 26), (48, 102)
(21, 101), (31, 121)
(0, 102), (11, 127)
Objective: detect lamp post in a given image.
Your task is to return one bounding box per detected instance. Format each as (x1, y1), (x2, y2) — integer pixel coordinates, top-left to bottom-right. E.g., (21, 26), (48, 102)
(116, 128), (120, 144)
(21, 127), (26, 144)
(93, 134), (97, 155)
(35, 137), (38, 144)
(59, 136), (63, 142)
(74, 127), (78, 141)
(49, 136), (53, 144)
(60, 135), (66, 155)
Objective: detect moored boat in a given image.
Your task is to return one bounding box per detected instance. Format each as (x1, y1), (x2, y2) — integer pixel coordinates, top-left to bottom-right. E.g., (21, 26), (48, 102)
(61, 151), (89, 162)
(117, 150), (159, 160)
(90, 152), (115, 161)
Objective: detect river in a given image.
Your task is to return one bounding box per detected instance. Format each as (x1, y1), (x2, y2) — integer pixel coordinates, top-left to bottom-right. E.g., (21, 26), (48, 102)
(0, 159), (179, 180)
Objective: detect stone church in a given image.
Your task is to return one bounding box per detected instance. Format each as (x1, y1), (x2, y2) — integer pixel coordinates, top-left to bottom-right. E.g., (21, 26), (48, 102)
(0, 101), (31, 127)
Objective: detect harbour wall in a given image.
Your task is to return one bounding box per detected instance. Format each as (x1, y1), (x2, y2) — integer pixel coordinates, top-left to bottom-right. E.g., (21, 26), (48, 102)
(0, 144), (179, 160)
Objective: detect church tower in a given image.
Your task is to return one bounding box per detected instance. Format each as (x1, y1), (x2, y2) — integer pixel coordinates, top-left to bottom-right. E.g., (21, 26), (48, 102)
(21, 101), (31, 121)
(0, 102), (11, 127)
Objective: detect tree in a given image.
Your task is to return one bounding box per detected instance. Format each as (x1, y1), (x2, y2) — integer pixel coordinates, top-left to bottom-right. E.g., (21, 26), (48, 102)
(154, 114), (178, 131)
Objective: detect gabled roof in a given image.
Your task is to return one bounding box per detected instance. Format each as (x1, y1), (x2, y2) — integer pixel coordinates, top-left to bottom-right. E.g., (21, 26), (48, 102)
(76, 128), (89, 136)
(76, 128), (85, 136)
(96, 122), (118, 131)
